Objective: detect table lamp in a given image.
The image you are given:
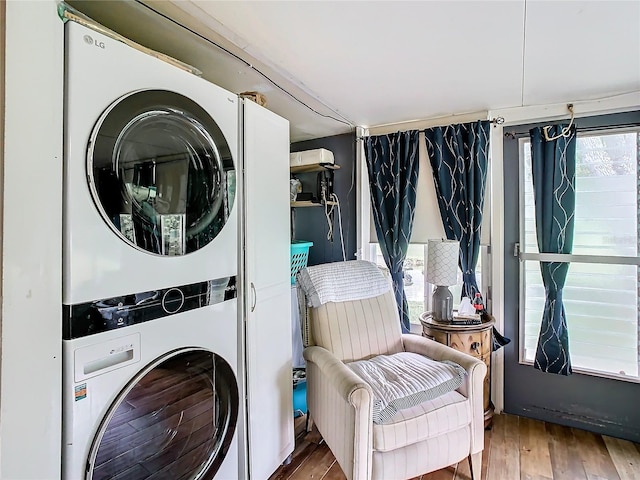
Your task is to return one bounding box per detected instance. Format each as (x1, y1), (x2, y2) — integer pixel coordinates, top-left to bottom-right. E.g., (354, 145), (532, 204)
(426, 239), (459, 323)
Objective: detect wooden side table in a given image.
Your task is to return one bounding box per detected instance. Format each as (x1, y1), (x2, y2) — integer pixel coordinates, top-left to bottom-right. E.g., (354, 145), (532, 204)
(419, 312), (495, 428)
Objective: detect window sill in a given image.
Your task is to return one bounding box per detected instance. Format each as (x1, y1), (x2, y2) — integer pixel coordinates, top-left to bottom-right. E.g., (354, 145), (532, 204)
(409, 321), (422, 335)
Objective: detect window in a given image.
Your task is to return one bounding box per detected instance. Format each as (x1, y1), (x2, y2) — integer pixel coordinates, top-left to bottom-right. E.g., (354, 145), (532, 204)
(370, 243), (484, 324)
(520, 129), (639, 380)
(364, 130), (491, 325)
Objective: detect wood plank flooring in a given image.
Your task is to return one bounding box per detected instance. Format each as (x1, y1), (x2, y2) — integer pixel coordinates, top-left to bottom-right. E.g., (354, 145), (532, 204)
(269, 414), (640, 480)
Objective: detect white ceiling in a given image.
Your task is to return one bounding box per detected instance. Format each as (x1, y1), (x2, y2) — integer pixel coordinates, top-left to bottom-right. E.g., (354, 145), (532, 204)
(68, 1), (640, 142)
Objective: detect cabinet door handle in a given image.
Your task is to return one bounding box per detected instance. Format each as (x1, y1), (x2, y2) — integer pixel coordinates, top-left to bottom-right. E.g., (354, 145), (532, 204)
(470, 341), (480, 353)
(250, 282), (257, 312)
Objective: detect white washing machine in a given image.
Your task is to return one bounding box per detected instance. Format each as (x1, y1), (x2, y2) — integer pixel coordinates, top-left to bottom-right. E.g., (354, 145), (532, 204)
(63, 21), (240, 480)
(62, 302), (240, 480)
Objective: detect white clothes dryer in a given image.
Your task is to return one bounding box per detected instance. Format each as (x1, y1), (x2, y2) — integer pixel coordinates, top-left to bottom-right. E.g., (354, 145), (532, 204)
(64, 20), (238, 306)
(63, 20), (241, 480)
(62, 300), (240, 480)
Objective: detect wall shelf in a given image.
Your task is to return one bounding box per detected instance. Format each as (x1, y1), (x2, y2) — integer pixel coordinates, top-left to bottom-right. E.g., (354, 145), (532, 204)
(290, 200), (338, 208)
(290, 163), (340, 174)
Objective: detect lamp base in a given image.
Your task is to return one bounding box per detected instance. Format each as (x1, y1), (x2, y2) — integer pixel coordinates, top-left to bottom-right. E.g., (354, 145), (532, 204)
(432, 285), (453, 323)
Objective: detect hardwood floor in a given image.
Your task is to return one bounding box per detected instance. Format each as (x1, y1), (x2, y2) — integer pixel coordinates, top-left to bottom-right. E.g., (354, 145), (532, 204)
(270, 413), (640, 480)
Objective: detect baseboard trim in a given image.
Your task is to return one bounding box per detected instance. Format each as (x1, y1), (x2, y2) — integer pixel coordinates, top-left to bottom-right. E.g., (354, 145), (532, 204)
(505, 405), (640, 443)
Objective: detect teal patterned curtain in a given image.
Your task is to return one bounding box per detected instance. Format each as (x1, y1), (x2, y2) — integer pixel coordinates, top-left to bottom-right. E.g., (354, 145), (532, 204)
(425, 121), (511, 351)
(364, 131), (420, 333)
(424, 121), (490, 299)
(529, 125), (577, 375)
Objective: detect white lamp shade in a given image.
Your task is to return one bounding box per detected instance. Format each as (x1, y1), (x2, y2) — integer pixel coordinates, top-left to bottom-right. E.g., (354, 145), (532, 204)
(426, 239), (459, 286)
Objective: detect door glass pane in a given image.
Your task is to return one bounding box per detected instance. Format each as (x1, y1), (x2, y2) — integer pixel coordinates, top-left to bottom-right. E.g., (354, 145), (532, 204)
(523, 260), (638, 378)
(521, 129), (639, 380)
(89, 350), (238, 480)
(90, 90), (235, 256)
(523, 132), (638, 257)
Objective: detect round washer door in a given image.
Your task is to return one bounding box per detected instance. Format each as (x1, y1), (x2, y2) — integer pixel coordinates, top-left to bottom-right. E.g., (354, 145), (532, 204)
(86, 349), (238, 480)
(88, 90), (236, 256)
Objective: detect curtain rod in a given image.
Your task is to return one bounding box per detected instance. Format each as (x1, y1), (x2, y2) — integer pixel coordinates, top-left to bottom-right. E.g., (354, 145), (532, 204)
(504, 122), (640, 139)
(357, 117), (504, 140)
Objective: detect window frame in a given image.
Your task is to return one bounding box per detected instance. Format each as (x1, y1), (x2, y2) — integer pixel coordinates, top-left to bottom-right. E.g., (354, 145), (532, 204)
(357, 121), (493, 329)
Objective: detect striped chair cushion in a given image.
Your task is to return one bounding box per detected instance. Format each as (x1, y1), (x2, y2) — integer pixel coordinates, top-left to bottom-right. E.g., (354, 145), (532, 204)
(346, 352), (467, 424)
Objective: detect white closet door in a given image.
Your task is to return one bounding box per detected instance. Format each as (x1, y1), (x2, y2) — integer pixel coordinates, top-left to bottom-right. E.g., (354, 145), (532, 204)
(242, 99), (293, 479)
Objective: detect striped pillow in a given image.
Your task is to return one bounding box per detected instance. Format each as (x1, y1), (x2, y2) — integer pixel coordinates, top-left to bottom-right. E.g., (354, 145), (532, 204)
(347, 352), (466, 424)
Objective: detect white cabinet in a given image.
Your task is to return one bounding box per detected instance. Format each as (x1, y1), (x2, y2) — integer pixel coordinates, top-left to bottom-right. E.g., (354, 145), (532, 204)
(241, 99), (294, 479)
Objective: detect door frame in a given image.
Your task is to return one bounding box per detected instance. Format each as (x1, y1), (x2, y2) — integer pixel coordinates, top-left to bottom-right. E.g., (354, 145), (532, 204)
(487, 94), (640, 416)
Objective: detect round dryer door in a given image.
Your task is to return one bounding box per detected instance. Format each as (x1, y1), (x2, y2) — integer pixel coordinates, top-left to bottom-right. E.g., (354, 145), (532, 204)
(88, 90), (236, 256)
(86, 349), (238, 480)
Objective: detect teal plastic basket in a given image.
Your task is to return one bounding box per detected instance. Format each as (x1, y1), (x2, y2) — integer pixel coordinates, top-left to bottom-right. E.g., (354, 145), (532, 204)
(293, 380), (307, 417)
(291, 241), (313, 284)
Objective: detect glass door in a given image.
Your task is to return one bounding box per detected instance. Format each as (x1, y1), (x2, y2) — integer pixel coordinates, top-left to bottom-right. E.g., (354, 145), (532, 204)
(503, 111), (640, 442)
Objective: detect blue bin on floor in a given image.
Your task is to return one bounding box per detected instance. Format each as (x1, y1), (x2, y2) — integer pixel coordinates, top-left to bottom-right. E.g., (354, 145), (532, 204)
(293, 380), (307, 417)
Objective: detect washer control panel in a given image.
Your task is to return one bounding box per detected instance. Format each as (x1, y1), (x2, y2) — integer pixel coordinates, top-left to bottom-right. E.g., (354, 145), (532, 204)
(63, 276), (236, 340)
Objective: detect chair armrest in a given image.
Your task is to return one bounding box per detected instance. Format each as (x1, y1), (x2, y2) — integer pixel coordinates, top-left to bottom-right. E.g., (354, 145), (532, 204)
(402, 334), (486, 455)
(304, 346), (373, 480)
(304, 346), (373, 406)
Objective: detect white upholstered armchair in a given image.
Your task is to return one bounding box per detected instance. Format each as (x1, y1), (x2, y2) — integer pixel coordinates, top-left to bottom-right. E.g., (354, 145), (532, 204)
(300, 261), (486, 480)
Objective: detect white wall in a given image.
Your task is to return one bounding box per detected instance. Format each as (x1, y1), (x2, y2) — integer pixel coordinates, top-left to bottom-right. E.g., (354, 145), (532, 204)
(1, 1), (63, 478)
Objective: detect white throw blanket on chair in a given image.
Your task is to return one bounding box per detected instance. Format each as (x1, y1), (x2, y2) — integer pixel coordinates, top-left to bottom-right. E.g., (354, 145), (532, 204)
(296, 260), (390, 308)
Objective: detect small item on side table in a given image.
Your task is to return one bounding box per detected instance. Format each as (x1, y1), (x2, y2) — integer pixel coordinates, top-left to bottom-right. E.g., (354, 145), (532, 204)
(473, 292), (484, 312)
(432, 285), (454, 322)
(450, 314), (481, 325)
(452, 297), (481, 324)
(426, 239), (459, 323)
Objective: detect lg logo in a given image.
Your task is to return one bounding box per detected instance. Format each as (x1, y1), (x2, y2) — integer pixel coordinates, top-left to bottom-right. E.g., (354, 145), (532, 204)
(83, 34), (105, 50)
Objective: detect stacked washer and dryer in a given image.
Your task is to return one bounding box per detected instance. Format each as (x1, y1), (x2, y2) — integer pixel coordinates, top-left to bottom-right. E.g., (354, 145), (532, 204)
(62, 21), (241, 479)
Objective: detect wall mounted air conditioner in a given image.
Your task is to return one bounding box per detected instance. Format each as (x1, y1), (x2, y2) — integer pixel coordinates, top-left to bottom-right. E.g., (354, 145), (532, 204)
(289, 148), (334, 168)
